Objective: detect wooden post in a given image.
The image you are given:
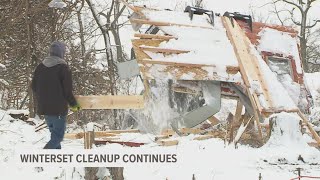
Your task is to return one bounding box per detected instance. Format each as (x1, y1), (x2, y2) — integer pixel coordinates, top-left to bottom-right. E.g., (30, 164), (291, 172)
(229, 100), (243, 143)
(192, 174), (196, 180)
(84, 130), (95, 149)
(84, 128), (98, 180)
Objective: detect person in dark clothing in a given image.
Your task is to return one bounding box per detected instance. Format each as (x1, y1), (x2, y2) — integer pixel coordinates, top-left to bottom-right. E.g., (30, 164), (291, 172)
(32, 41), (80, 149)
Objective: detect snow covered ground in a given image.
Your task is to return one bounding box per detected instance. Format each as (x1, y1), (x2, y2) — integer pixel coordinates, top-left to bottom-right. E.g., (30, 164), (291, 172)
(1, 109), (320, 180)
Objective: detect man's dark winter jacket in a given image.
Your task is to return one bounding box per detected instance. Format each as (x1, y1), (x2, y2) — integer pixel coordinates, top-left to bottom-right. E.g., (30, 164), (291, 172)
(31, 42), (77, 115)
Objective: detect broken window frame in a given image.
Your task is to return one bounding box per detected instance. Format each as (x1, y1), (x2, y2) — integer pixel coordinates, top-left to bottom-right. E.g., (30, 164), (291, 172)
(266, 56), (294, 80)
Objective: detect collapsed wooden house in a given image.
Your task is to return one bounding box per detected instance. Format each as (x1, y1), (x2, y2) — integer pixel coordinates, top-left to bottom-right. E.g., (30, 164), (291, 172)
(116, 3), (319, 146)
(69, 2), (319, 147)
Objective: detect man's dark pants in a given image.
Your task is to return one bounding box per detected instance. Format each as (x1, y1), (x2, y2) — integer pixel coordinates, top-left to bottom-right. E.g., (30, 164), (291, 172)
(43, 115), (66, 149)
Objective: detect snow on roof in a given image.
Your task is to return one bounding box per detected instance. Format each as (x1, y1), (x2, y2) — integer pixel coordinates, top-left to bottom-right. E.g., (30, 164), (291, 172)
(140, 9), (239, 73)
(257, 28), (302, 74)
(141, 9), (213, 28)
(134, 7), (299, 111)
(251, 46), (297, 110)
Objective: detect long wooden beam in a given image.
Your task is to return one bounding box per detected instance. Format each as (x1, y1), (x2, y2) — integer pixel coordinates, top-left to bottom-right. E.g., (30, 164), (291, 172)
(161, 128), (202, 136)
(65, 132), (117, 140)
(64, 129), (140, 139)
(119, 0), (145, 17)
(134, 34), (177, 40)
(75, 95), (144, 109)
(297, 110), (320, 145)
(138, 59), (216, 68)
(157, 140), (179, 146)
(129, 18), (214, 29)
(222, 17), (264, 139)
(140, 46), (190, 54)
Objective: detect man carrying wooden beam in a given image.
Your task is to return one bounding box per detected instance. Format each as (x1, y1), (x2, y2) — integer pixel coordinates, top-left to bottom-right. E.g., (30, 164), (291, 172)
(31, 41), (81, 149)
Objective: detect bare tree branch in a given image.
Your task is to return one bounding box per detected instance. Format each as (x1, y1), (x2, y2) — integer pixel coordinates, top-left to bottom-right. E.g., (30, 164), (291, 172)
(306, 20), (320, 28)
(281, 0), (304, 13)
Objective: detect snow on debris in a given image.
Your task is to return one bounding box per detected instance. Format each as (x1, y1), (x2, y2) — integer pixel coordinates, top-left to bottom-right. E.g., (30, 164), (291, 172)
(305, 72), (320, 106)
(48, 0), (67, 9)
(142, 9), (213, 28)
(250, 46), (297, 110)
(139, 9), (239, 80)
(261, 112), (320, 165)
(257, 28), (302, 74)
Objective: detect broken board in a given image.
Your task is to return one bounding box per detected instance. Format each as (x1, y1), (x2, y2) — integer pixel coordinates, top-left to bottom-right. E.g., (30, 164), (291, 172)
(76, 95), (144, 109)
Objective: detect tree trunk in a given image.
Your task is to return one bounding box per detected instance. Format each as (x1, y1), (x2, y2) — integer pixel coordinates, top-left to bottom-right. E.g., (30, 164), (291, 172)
(25, 0), (35, 118)
(77, 0), (86, 66)
(300, 11), (309, 72)
(111, 1), (124, 62)
(85, 0), (116, 95)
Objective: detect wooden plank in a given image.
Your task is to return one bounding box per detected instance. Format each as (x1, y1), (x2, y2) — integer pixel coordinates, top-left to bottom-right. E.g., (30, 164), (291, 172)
(134, 34), (176, 40)
(130, 18), (214, 29)
(297, 110), (320, 145)
(98, 137), (121, 141)
(233, 116), (254, 144)
(132, 39), (165, 47)
(252, 93), (264, 113)
(155, 135), (170, 141)
(132, 39), (165, 61)
(139, 46), (190, 54)
(102, 129), (140, 134)
(75, 95), (144, 109)
(138, 59), (216, 68)
(157, 140), (179, 146)
(161, 128), (202, 136)
(84, 131), (94, 149)
(226, 66), (240, 74)
(95, 140), (145, 147)
(222, 17), (264, 140)
(119, 0), (145, 17)
(262, 108), (299, 114)
(64, 130), (139, 139)
(308, 142), (320, 148)
(139, 63), (241, 82)
(221, 17), (254, 86)
(229, 100), (243, 143)
(207, 116), (220, 126)
(222, 17), (273, 109)
(172, 86), (199, 95)
(64, 132), (117, 139)
(193, 135), (215, 141)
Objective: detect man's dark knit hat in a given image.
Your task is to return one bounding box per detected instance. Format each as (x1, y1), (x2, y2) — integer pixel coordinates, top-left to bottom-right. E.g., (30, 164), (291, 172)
(49, 41), (66, 59)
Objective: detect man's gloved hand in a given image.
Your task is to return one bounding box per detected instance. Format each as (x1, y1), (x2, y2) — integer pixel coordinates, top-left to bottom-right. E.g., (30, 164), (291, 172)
(70, 103), (81, 112)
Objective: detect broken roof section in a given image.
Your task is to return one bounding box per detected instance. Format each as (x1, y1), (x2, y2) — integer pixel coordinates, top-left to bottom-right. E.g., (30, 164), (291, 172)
(125, 4), (299, 114)
(130, 8), (241, 82)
